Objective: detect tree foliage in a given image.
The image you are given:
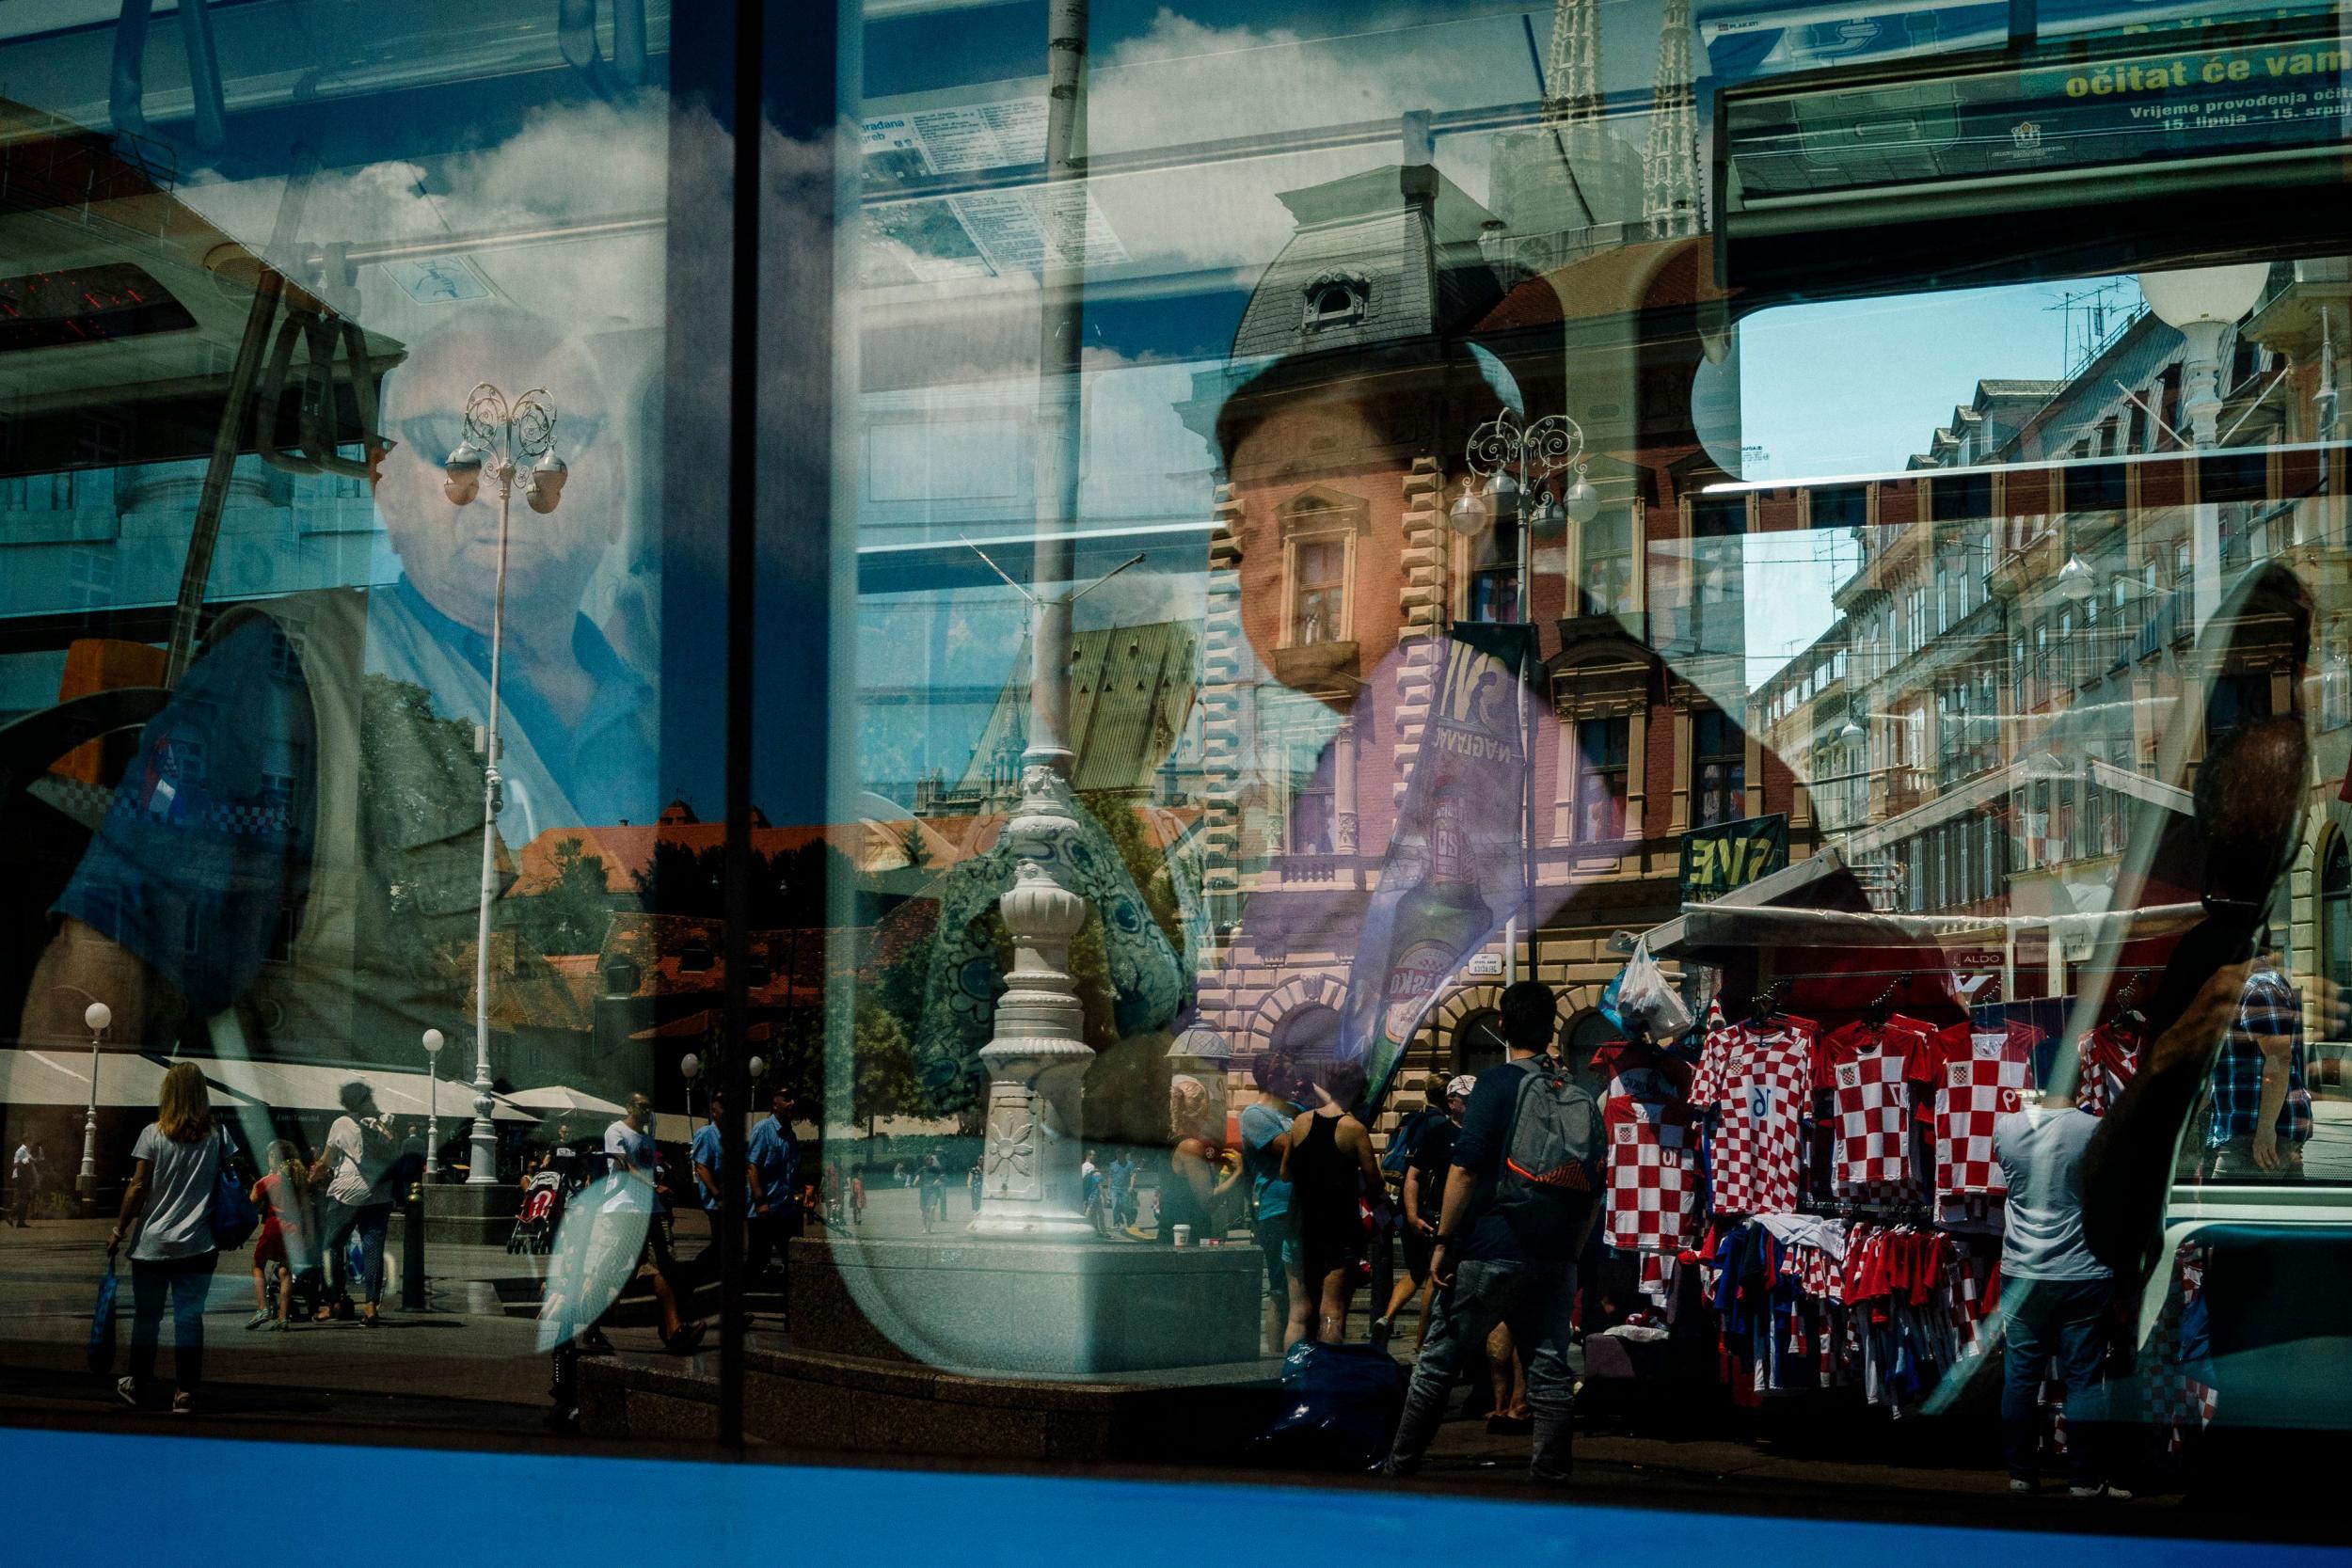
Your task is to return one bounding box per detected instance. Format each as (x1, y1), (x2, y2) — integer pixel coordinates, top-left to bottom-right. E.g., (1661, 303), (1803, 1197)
(517, 835), (616, 956)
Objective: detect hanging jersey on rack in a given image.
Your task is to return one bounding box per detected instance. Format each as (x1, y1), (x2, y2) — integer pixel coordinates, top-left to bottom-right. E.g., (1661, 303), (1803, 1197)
(2077, 1020), (2143, 1118)
(1930, 1016), (2044, 1223)
(1591, 1038), (1699, 1253)
(1817, 1017), (1937, 1204)
(1693, 1012), (1819, 1216)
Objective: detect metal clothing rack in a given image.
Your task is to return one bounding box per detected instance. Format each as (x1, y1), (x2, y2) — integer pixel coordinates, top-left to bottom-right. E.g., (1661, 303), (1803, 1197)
(1800, 1198), (1938, 1226)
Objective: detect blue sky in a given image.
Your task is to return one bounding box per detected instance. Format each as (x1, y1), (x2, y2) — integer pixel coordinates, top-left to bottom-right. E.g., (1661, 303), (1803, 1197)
(1734, 276), (2137, 685)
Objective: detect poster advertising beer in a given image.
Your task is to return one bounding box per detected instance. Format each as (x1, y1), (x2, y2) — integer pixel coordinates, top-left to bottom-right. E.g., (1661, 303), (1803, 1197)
(1345, 625), (1537, 1108)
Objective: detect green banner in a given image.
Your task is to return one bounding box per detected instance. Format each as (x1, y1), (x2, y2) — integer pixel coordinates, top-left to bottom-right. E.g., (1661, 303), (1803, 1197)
(1678, 813), (1788, 906)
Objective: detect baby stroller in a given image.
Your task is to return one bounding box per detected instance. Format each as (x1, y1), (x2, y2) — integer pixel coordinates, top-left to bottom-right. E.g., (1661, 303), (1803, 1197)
(508, 1170), (568, 1254)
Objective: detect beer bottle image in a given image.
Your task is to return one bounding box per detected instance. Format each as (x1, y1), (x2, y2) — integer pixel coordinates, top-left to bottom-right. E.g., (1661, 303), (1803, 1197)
(1376, 784), (1494, 1051)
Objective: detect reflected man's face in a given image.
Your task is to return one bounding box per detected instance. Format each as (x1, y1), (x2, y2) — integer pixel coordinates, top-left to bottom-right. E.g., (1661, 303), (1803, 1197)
(1227, 396), (1383, 709)
(375, 321), (626, 637)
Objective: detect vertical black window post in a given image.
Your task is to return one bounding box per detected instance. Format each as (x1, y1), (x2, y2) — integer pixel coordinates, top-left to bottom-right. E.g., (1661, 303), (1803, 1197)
(719, 0), (765, 1451)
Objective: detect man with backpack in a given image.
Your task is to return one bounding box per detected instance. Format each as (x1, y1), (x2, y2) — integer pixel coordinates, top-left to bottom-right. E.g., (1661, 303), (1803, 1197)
(1376, 980), (1598, 1483)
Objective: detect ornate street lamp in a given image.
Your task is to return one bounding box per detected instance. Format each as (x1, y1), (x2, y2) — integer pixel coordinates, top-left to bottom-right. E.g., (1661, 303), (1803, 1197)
(421, 1028), (445, 1177)
(77, 1001), (109, 1216)
(2054, 554), (2099, 603)
(1452, 400), (1597, 986)
(443, 382), (567, 1186)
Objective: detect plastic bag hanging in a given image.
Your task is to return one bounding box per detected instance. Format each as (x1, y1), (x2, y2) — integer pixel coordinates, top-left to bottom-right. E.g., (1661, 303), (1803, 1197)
(1615, 935), (1693, 1040)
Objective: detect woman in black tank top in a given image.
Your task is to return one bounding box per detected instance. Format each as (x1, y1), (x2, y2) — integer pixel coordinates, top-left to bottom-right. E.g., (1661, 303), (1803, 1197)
(1280, 1058), (1388, 1343)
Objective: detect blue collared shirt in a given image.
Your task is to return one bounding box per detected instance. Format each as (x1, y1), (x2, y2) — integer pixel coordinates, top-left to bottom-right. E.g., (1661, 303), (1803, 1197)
(55, 579), (656, 1016)
(747, 1116), (800, 1212)
(690, 1122), (730, 1212)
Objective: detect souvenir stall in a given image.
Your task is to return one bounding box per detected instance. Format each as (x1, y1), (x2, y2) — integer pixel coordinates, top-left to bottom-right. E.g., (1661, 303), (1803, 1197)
(1585, 883), (2188, 1457)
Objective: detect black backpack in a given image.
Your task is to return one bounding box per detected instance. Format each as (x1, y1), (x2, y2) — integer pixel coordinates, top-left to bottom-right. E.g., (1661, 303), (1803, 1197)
(1488, 1056), (1599, 1254)
(1380, 1106), (1445, 1177)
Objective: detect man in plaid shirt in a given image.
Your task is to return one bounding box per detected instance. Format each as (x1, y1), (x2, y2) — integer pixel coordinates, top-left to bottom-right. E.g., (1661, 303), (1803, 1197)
(2204, 934), (2312, 1179)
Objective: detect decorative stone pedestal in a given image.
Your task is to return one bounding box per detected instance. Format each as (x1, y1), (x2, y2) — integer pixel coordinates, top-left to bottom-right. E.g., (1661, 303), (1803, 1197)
(792, 1232), (1261, 1375)
(401, 1180), (522, 1245)
(970, 766), (1099, 1238)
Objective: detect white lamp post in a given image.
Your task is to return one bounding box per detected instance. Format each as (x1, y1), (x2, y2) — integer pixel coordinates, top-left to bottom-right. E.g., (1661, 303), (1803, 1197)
(1457, 401), (1595, 986)
(2137, 264), (2269, 632)
(442, 382), (566, 1185)
(681, 1051), (702, 1138)
(421, 1028), (445, 1178)
(77, 1001), (109, 1217)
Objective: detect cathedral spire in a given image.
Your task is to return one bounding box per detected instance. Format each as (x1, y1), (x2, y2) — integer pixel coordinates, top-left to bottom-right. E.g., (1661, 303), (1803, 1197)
(1642, 0), (1701, 237)
(1542, 0), (1603, 126)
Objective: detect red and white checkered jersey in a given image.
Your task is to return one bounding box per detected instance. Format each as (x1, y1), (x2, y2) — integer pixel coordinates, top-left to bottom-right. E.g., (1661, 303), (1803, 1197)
(1818, 1021), (1934, 1203)
(1693, 1017), (1818, 1216)
(1931, 1019), (2043, 1202)
(1593, 1042), (1698, 1252)
(2077, 1021), (2143, 1118)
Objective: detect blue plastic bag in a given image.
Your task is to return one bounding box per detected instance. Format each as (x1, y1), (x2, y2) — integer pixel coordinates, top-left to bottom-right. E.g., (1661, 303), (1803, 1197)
(1597, 966), (1627, 1031)
(1248, 1340), (1409, 1470)
(87, 1257), (119, 1375)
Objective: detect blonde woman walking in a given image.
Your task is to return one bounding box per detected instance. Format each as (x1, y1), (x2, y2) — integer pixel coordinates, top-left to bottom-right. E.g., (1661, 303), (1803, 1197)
(108, 1061), (227, 1414)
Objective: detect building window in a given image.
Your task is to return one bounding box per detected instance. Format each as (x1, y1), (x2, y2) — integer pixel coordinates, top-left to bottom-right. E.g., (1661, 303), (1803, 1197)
(1932, 471), (1992, 521)
(2324, 838), (2352, 1012)
(1573, 717), (1629, 842)
(2206, 671), (2273, 746)
(1287, 747), (1334, 855)
(1580, 510), (1634, 616)
(1301, 273), (1368, 330)
(1271, 1003), (1342, 1062)
(2324, 635), (2351, 731)
(0, 475), (25, 511)
(1293, 536), (1346, 645)
(1811, 484), (1867, 531)
(48, 471), (75, 511)
(1468, 513), (1522, 623)
(1279, 490), (1364, 647)
(1692, 708), (1746, 828)
(1454, 1009), (1507, 1075)
(68, 547), (115, 610)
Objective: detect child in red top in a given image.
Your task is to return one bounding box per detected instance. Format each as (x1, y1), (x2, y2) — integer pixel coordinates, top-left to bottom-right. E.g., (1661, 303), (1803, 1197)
(247, 1140), (317, 1330)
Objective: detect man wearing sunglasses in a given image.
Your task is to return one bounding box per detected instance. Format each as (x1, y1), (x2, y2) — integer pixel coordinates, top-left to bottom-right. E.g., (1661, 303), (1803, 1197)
(20, 309), (656, 1111)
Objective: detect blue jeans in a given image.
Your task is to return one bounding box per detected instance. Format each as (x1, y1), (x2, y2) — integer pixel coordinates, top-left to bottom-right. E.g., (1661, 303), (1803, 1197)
(2001, 1275), (2113, 1483)
(318, 1197), (391, 1306)
(128, 1250), (219, 1395)
(1382, 1257), (1579, 1481)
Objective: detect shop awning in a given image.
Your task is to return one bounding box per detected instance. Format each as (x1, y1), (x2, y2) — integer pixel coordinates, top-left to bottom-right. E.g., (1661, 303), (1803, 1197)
(0, 1048), (233, 1109)
(1671, 899), (2208, 953)
(505, 1085), (627, 1117)
(174, 1057), (535, 1122)
(1645, 846), (1848, 959)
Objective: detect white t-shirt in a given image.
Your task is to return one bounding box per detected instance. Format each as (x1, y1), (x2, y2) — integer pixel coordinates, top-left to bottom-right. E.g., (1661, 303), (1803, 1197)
(11, 1143), (31, 1176)
(129, 1123), (222, 1261)
(322, 1114), (389, 1206)
(603, 1119), (660, 1215)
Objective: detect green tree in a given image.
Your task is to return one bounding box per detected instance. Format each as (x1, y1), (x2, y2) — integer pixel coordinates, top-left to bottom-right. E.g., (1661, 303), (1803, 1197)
(520, 835), (615, 956)
(849, 1000), (923, 1140)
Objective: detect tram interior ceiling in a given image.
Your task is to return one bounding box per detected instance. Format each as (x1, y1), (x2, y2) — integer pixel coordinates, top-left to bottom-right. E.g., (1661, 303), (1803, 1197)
(1713, 19), (2352, 300)
(0, 103), (406, 479)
